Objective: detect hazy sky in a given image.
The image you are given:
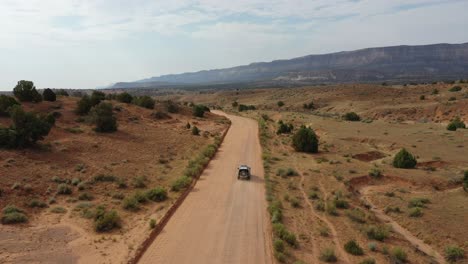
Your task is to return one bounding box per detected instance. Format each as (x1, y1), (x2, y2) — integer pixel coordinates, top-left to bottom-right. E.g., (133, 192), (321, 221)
(1, 0), (468, 90)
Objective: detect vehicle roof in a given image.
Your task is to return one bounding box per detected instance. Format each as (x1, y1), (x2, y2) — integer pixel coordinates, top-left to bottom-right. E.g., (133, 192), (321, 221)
(239, 165), (250, 169)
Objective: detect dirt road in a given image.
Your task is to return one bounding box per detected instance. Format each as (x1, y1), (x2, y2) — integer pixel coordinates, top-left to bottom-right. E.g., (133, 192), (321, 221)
(139, 112), (272, 264)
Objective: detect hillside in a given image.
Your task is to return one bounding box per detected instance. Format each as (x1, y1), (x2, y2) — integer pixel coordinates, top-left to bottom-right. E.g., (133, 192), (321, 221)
(112, 43), (468, 88)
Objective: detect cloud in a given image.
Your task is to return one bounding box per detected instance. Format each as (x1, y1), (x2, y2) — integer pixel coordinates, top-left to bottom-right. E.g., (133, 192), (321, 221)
(0, 0), (467, 89)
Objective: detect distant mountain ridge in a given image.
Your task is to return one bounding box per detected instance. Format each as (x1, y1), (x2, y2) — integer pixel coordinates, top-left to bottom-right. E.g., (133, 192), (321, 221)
(112, 43), (468, 88)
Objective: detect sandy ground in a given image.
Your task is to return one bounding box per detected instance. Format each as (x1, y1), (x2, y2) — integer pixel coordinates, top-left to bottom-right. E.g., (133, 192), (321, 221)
(139, 111), (272, 264)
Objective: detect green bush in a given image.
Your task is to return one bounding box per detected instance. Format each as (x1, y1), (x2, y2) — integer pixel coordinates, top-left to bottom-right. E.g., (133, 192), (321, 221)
(272, 223), (298, 247)
(43, 88), (56, 102)
(146, 187), (168, 202)
(1, 205), (28, 224)
(290, 197), (300, 208)
(366, 225), (389, 241)
(408, 207), (423, 217)
(75, 95), (93, 115)
(192, 104), (208, 117)
(57, 184), (72, 195)
(292, 126), (318, 153)
(320, 248), (337, 262)
(393, 148), (417, 169)
(0, 95), (19, 116)
(238, 104), (256, 112)
(277, 120), (293, 134)
(192, 126), (200, 135)
(344, 240), (364, 255)
(122, 196), (140, 211)
(78, 192), (94, 201)
(277, 101), (285, 107)
(132, 96), (155, 109)
(116, 92), (133, 103)
(368, 168), (383, 178)
(276, 168), (298, 177)
(343, 112), (361, 121)
(273, 239), (285, 253)
(94, 209), (121, 232)
(166, 101), (179, 113)
(445, 245), (464, 262)
(27, 199), (47, 208)
(408, 197), (430, 208)
(390, 247), (407, 263)
(56, 89), (69, 96)
(449, 86), (462, 92)
(171, 176), (192, 192)
(133, 175), (147, 188)
(346, 208), (367, 223)
(13, 80), (42, 102)
(268, 200), (283, 224)
(419, 95), (425, 100)
(446, 117), (466, 131)
(50, 207), (67, 214)
(94, 174), (117, 182)
(3, 105), (53, 147)
(91, 102), (117, 132)
(149, 219), (157, 229)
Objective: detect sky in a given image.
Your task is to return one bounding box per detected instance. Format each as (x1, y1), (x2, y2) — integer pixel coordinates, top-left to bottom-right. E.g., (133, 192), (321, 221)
(1, 0), (468, 90)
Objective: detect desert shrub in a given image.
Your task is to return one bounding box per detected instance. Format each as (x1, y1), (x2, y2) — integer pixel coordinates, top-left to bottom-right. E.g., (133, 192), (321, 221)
(0, 95), (20, 116)
(277, 101), (285, 107)
(385, 206), (401, 214)
(326, 201), (338, 215)
(132, 96), (155, 109)
(192, 126), (200, 135)
(273, 239), (285, 253)
(3, 105), (53, 147)
(319, 226), (330, 237)
(1, 205), (28, 224)
(171, 176), (192, 192)
(449, 86), (462, 92)
(290, 197), (300, 208)
(445, 245), (464, 262)
(43, 88), (56, 102)
(448, 96), (456, 101)
(90, 102), (117, 132)
(146, 187), (168, 202)
(276, 168), (298, 177)
(320, 248), (337, 262)
(78, 192), (94, 201)
(344, 239), (364, 255)
(185, 122), (191, 129)
(149, 219), (157, 229)
(71, 178), (81, 186)
(272, 223), (298, 247)
(366, 225), (389, 241)
(390, 247), (408, 263)
(292, 126), (318, 153)
(343, 112), (361, 121)
(166, 101), (179, 113)
(13, 80), (42, 102)
(308, 190), (319, 200)
(27, 199), (47, 208)
(132, 191), (148, 203)
(303, 101), (314, 109)
(447, 117), (466, 131)
(192, 104), (209, 117)
(50, 207), (67, 214)
(408, 207), (423, 217)
(133, 175), (147, 188)
(333, 197), (349, 209)
(419, 95), (425, 100)
(75, 95), (93, 115)
(368, 168), (383, 178)
(393, 148), (417, 169)
(368, 242), (377, 251)
(274, 251), (286, 263)
(277, 120), (293, 134)
(315, 200), (325, 211)
(94, 209), (121, 232)
(232, 101), (238, 107)
(238, 104), (256, 112)
(57, 184), (72, 195)
(346, 208), (367, 223)
(268, 200), (283, 224)
(359, 258), (376, 264)
(116, 92), (133, 103)
(122, 196), (140, 211)
(56, 89), (69, 96)
(408, 197), (430, 208)
(94, 174), (117, 182)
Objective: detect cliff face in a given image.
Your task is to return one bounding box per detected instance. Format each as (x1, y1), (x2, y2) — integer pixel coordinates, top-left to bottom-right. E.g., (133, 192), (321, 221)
(113, 43), (468, 88)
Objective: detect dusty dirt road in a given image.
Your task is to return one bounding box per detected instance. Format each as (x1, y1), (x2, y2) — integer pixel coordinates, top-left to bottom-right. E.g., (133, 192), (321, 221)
(139, 112), (272, 264)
